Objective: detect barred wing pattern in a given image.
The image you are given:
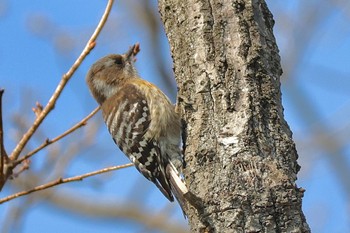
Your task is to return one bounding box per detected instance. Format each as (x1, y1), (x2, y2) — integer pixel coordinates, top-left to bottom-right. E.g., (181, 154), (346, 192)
(101, 83), (174, 201)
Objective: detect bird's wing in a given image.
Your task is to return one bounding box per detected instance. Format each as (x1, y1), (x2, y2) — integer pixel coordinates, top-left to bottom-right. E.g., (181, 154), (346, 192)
(101, 83), (174, 201)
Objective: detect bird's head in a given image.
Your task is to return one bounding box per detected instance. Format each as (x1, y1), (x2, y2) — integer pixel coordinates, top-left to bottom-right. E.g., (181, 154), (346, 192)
(86, 44), (140, 105)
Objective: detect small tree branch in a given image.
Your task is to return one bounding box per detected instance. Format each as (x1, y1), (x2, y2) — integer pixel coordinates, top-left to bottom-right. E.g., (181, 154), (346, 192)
(0, 163), (133, 204)
(0, 89), (9, 190)
(9, 0), (114, 162)
(14, 107), (100, 165)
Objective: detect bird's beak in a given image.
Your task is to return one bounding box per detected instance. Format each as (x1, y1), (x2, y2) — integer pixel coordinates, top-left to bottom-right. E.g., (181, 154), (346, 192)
(125, 44), (136, 62)
(125, 43), (140, 63)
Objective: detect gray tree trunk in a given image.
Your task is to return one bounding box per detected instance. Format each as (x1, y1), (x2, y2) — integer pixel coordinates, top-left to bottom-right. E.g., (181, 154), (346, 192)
(158, 0), (311, 232)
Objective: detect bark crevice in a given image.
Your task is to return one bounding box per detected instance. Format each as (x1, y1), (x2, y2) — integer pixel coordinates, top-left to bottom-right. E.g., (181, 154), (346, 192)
(158, 0), (310, 232)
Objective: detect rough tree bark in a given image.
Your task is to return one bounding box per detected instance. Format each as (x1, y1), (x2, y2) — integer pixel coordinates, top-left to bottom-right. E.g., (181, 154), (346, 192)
(158, 0), (310, 232)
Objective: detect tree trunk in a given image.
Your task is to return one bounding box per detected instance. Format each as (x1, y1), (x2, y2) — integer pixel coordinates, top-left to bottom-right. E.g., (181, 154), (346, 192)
(158, 0), (310, 232)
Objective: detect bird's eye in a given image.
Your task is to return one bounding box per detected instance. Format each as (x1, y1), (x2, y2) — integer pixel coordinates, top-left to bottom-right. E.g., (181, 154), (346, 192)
(114, 55), (123, 65)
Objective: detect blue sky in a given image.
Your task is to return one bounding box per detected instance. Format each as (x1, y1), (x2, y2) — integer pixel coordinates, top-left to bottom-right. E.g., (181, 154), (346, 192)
(1, 1), (350, 232)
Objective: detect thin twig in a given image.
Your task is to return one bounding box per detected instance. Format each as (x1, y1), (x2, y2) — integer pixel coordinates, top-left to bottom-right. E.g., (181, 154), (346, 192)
(0, 89), (4, 164)
(0, 89), (8, 189)
(9, 0), (115, 162)
(14, 107), (100, 165)
(0, 163), (133, 204)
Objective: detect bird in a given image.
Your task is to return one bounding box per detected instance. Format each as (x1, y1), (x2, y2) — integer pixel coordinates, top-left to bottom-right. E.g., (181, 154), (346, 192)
(85, 44), (187, 203)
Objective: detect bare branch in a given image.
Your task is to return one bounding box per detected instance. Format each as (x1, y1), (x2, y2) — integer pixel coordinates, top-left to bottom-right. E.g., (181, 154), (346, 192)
(15, 107), (100, 165)
(9, 0), (114, 162)
(0, 163), (133, 204)
(0, 89), (9, 190)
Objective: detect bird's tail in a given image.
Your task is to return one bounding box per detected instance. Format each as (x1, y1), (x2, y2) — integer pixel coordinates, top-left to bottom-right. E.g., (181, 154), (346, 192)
(166, 161), (189, 217)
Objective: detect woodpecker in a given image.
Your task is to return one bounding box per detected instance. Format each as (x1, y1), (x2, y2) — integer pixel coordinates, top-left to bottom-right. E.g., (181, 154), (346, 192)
(86, 44), (186, 202)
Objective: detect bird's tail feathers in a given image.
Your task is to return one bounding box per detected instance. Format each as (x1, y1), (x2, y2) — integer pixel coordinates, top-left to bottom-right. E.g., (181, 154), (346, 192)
(166, 161), (188, 217)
